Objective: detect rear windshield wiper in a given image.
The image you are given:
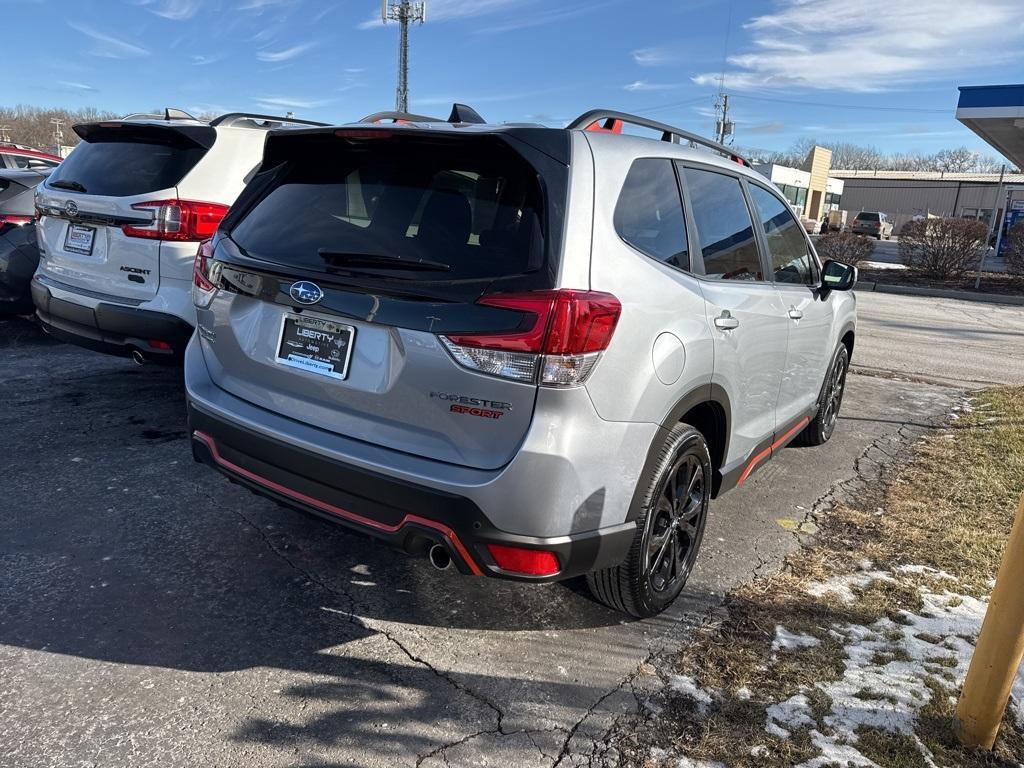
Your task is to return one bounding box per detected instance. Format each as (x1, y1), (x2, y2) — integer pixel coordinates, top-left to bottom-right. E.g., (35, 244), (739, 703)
(49, 179), (87, 193)
(318, 250), (450, 272)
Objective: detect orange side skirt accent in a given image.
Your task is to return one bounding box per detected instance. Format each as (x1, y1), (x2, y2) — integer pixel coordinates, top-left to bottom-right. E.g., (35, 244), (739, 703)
(737, 417), (810, 486)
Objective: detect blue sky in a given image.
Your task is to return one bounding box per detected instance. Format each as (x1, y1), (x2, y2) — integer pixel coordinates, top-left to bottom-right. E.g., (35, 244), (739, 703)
(5, 0), (1024, 155)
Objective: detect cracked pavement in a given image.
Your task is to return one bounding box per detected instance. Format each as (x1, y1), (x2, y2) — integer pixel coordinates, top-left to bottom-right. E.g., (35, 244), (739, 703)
(0, 311), (962, 768)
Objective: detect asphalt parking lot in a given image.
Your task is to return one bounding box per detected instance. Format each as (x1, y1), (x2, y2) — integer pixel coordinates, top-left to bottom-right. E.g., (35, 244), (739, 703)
(0, 293), (990, 767)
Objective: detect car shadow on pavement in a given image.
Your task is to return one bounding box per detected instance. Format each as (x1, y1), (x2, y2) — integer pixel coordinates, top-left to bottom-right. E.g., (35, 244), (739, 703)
(1, 325), (671, 669)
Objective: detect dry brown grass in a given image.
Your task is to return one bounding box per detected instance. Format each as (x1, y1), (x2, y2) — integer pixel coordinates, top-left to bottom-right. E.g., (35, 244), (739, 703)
(625, 387), (1024, 768)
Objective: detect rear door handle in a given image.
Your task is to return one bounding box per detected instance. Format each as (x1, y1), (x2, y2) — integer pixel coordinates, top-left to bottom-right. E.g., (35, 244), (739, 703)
(788, 307), (803, 320)
(714, 311), (740, 330)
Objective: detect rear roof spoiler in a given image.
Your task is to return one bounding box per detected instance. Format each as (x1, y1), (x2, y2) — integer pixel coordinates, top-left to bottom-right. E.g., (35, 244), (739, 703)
(73, 121), (217, 150)
(359, 103), (486, 125)
(568, 110), (752, 168)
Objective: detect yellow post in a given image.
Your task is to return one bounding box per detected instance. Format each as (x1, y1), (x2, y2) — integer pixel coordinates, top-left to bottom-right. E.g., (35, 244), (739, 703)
(955, 493), (1024, 749)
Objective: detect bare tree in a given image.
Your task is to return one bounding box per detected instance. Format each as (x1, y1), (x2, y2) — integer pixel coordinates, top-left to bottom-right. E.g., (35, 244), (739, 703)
(932, 147), (983, 173)
(0, 105), (118, 151)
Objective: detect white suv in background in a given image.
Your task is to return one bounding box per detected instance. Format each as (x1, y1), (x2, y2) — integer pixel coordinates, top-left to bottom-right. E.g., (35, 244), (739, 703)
(32, 109), (324, 363)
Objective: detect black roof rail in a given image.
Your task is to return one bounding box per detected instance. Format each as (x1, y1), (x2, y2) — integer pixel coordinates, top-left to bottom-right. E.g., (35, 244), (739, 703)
(568, 109), (751, 168)
(359, 110), (444, 124)
(209, 112), (329, 128)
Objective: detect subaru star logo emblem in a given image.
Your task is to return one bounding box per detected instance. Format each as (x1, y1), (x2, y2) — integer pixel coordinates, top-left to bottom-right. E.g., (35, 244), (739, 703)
(289, 281), (323, 305)
(64, 200), (79, 217)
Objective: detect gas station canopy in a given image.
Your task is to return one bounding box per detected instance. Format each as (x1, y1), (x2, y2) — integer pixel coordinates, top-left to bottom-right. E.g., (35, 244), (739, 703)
(956, 84), (1024, 170)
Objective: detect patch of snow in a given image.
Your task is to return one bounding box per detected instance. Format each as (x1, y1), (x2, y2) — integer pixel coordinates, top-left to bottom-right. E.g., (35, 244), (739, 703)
(861, 260), (908, 270)
(805, 571), (896, 603)
(750, 744), (769, 758)
(765, 576), (1002, 768)
(766, 693), (815, 739)
(736, 686), (752, 701)
(772, 626), (821, 652)
(669, 675), (713, 713)
(894, 564), (958, 581)
(676, 758), (727, 768)
(1012, 670), (1024, 729)
(797, 730), (880, 768)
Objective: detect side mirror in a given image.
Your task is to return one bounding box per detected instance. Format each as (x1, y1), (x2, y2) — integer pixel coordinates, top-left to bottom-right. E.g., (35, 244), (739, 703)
(822, 259), (857, 291)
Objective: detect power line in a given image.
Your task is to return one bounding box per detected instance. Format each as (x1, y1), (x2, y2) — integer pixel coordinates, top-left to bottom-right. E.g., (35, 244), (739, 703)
(727, 93), (949, 114)
(633, 95), (712, 115)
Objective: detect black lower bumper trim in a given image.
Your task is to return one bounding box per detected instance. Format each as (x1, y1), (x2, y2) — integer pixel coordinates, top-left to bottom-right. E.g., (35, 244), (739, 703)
(187, 401), (635, 583)
(31, 279), (192, 361)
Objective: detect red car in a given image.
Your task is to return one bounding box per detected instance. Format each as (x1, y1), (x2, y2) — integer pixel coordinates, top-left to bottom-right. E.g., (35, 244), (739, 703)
(0, 144), (62, 171)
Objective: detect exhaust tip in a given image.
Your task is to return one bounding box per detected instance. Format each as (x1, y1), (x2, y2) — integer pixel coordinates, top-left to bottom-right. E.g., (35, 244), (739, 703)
(130, 349), (147, 366)
(428, 544), (452, 571)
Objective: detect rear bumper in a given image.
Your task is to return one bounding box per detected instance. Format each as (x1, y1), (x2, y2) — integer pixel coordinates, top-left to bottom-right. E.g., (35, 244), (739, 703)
(188, 401), (636, 582)
(31, 277), (193, 361)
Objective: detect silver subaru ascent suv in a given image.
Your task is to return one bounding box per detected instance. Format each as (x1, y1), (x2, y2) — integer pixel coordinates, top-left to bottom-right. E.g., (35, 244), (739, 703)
(185, 107), (857, 617)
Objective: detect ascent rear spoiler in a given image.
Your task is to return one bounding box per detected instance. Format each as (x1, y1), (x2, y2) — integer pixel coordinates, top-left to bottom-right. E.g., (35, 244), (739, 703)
(73, 121), (218, 150)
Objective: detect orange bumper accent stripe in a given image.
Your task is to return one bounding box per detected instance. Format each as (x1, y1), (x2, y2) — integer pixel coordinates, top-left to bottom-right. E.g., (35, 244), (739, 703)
(193, 430), (484, 576)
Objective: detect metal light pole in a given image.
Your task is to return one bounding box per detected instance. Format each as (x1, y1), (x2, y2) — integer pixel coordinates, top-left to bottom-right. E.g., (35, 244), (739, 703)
(382, 0), (426, 114)
(976, 164), (1005, 289)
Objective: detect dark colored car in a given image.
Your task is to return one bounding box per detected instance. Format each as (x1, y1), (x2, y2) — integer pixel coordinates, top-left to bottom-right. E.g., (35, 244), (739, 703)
(0, 169), (49, 315)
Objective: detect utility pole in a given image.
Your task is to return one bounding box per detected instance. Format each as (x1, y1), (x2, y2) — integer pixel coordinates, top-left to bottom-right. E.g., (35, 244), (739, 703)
(382, 0), (426, 114)
(50, 118), (65, 153)
(715, 93), (733, 145)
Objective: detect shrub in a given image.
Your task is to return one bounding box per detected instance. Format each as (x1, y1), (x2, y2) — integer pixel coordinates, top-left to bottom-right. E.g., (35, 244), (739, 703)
(815, 231), (876, 267)
(897, 218), (987, 279)
(1003, 222), (1024, 276)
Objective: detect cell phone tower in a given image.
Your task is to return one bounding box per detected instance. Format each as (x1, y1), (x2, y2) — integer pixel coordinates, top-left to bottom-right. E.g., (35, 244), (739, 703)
(382, 0), (426, 114)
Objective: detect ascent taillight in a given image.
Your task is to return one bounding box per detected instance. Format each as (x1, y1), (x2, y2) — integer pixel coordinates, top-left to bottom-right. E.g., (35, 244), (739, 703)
(191, 239), (218, 308)
(123, 199), (229, 241)
(441, 290), (621, 386)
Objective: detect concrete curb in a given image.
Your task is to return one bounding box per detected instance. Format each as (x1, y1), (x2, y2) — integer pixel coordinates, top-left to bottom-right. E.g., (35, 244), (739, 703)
(857, 281), (1024, 306)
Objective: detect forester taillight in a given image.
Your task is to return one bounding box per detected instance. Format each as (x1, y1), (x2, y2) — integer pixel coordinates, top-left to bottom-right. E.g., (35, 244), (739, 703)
(0, 214), (33, 229)
(441, 290), (621, 387)
(192, 239), (218, 308)
(123, 199), (229, 241)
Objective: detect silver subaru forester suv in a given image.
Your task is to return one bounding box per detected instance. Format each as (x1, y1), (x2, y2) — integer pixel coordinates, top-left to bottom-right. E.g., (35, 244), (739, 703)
(185, 107), (857, 617)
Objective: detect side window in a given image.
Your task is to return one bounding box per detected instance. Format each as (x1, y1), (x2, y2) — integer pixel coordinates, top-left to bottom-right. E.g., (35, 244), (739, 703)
(748, 184), (816, 285)
(682, 166), (763, 281)
(613, 158), (689, 271)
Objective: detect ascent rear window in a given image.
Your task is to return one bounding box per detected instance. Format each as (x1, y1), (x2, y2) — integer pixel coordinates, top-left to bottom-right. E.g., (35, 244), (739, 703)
(230, 136), (547, 282)
(856, 212), (880, 222)
(46, 139), (208, 197)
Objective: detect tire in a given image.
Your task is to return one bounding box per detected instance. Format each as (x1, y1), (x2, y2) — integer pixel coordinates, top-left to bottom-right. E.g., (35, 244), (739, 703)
(586, 423), (712, 618)
(798, 344), (850, 446)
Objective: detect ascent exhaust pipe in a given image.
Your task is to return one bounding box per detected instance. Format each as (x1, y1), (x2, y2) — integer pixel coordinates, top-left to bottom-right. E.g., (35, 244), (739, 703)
(130, 349), (147, 366)
(428, 544), (452, 571)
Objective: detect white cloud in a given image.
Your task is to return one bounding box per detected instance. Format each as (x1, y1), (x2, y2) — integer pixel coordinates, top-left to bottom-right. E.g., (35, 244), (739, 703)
(254, 96), (329, 109)
(256, 42), (315, 62)
(632, 46), (681, 67)
(68, 22), (150, 58)
(693, 0), (1024, 92)
(191, 53), (226, 66)
(142, 0), (202, 20)
(237, 0), (294, 9)
(58, 80), (97, 92)
(623, 80), (679, 92)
